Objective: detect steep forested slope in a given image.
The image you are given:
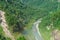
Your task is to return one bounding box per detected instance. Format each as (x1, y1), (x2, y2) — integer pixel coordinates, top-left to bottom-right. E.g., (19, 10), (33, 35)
(0, 0), (58, 33)
(0, 0), (60, 40)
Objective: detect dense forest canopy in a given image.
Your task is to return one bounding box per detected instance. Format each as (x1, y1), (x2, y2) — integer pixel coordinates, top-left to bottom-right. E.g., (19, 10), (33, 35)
(0, 0), (60, 40)
(0, 0), (59, 33)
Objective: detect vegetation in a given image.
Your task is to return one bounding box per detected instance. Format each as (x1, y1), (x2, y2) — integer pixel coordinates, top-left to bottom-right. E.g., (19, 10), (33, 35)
(39, 10), (60, 40)
(0, 0), (59, 40)
(0, 0), (58, 32)
(17, 36), (26, 40)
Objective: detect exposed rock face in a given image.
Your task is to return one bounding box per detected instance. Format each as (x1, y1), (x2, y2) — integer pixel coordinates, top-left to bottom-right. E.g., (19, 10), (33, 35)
(52, 29), (60, 40)
(0, 11), (15, 40)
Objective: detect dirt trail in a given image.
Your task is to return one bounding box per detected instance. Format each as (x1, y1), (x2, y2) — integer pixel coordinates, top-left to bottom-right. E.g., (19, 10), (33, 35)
(32, 19), (43, 40)
(0, 11), (15, 40)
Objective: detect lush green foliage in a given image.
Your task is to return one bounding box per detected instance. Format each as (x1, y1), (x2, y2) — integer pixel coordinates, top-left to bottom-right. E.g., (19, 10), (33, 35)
(39, 10), (60, 40)
(40, 11), (60, 30)
(17, 36), (26, 40)
(0, 0), (58, 32)
(0, 0), (59, 40)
